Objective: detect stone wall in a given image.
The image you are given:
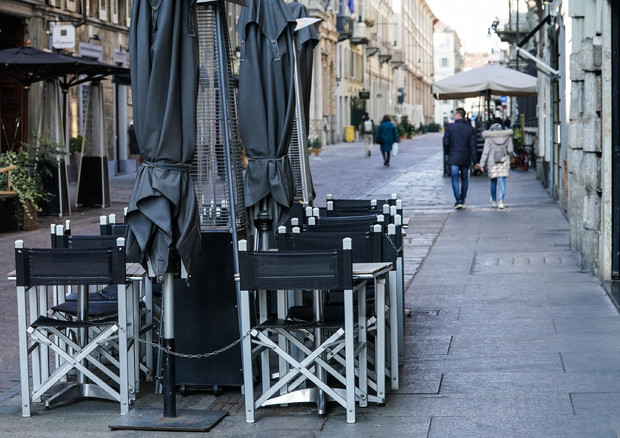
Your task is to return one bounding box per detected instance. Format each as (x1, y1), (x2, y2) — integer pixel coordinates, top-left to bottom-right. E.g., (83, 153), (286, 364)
(567, 37), (603, 274)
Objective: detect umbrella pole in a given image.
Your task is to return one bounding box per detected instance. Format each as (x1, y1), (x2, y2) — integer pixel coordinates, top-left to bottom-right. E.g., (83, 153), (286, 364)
(110, 269), (227, 431)
(162, 272), (176, 418)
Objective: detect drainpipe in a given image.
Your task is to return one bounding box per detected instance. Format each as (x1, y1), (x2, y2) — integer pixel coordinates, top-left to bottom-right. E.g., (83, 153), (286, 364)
(612, 1), (620, 278)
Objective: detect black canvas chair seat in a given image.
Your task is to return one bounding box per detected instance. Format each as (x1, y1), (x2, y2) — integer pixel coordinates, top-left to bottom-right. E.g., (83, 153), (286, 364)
(257, 317), (343, 330)
(30, 316), (109, 330)
(65, 285), (118, 302)
(51, 301), (119, 317)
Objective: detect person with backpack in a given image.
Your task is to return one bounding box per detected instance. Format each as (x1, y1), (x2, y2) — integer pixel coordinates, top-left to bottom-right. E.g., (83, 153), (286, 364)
(475, 117), (514, 209)
(360, 112), (374, 157)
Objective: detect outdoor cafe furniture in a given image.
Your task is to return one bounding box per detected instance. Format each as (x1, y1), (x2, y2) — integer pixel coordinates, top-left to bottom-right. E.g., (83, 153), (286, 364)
(292, 211), (406, 374)
(237, 238), (376, 424)
(276, 225), (392, 402)
(50, 225), (154, 390)
(11, 237), (143, 417)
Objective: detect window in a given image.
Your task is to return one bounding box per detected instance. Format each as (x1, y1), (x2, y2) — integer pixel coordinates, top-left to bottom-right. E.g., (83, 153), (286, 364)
(111, 0), (119, 23)
(99, 0), (107, 21)
(441, 58), (448, 68)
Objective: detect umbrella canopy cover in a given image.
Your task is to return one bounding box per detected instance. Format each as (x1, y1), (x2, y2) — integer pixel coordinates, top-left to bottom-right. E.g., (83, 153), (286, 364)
(0, 46), (128, 89)
(236, 0), (297, 215)
(431, 63), (537, 99)
(126, 0), (201, 281)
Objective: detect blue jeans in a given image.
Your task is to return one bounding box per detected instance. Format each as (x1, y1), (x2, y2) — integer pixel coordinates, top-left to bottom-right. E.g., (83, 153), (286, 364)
(450, 164), (470, 204)
(490, 177), (506, 202)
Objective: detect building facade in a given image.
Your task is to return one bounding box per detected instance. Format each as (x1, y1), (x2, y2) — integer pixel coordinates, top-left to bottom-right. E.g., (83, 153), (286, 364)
(432, 20), (462, 124)
(0, 0), (133, 175)
(399, 0), (435, 127)
(503, 0), (619, 288)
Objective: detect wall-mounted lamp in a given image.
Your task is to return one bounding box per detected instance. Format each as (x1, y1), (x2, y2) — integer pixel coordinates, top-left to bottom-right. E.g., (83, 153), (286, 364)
(351, 16), (369, 45)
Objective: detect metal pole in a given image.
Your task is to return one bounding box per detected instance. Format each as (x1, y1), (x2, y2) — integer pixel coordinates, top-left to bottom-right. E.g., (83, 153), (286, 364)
(515, 0), (519, 72)
(162, 272), (176, 418)
(214, 3), (244, 331)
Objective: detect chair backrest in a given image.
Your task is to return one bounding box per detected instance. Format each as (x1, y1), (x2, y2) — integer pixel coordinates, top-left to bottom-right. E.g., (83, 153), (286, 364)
(100, 223), (128, 237)
(238, 240), (353, 291)
(100, 214), (128, 236)
(278, 226), (382, 264)
(15, 238), (126, 287)
(54, 231), (121, 249)
(325, 194), (398, 206)
(301, 214), (383, 233)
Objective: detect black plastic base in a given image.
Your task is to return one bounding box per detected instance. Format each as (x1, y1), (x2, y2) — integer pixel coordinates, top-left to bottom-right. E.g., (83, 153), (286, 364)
(108, 408), (228, 432)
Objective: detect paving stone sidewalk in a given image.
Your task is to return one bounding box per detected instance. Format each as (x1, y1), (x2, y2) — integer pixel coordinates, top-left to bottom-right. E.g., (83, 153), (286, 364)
(2, 133), (620, 437)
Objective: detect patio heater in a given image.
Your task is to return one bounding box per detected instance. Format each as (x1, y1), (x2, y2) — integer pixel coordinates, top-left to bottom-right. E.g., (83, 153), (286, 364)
(172, 0), (246, 393)
(37, 79), (70, 217)
(288, 51), (314, 206)
(75, 81), (110, 207)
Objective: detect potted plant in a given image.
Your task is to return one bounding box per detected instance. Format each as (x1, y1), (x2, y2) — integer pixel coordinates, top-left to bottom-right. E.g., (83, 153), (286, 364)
(0, 138), (64, 230)
(308, 137), (322, 157)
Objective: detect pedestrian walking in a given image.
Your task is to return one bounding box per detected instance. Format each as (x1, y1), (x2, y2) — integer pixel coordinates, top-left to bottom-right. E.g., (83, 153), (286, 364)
(443, 107), (477, 209)
(374, 115), (399, 167)
(360, 112), (374, 157)
(476, 117), (514, 209)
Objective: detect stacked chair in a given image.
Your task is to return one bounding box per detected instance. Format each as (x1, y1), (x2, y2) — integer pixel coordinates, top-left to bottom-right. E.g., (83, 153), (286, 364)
(237, 238), (368, 424)
(237, 194), (405, 423)
(276, 225), (389, 403)
(291, 196), (406, 380)
(14, 237), (135, 416)
(13, 211), (156, 417)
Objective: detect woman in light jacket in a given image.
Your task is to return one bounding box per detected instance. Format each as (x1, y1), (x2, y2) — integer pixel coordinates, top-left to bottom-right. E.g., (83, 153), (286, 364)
(374, 115), (399, 167)
(476, 118), (514, 209)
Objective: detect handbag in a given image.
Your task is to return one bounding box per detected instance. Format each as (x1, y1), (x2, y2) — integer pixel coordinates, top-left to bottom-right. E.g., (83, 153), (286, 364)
(392, 142), (399, 156)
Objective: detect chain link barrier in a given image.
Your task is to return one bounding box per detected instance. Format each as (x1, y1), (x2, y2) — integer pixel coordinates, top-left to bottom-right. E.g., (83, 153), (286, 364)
(116, 319), (318, 359)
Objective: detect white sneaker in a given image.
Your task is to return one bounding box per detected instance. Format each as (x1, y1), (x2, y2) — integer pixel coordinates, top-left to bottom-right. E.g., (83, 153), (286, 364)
(498, 201), (504, 209)
(490, 199), (497, 208)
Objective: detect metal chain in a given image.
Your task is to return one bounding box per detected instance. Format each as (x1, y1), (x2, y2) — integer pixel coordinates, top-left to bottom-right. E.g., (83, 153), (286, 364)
(115, 319), (318, 359)
(384, 233), (404, 255)
(114, 325), (249, 359)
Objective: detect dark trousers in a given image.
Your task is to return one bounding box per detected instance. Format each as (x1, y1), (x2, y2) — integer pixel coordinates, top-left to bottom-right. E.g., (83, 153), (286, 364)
(382, 151), (391, 165)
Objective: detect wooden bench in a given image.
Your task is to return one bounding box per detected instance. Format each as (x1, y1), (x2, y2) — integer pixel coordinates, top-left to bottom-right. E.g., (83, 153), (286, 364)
(0, 164), (18, 195)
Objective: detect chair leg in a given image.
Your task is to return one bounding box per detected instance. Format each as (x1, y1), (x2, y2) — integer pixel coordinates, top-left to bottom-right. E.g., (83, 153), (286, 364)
(396, 257), (405, 366)
(240, 291), (255, 423)
(344, 289), (356, 424)
(376, 277), (387, 399)
(117, 284), (130, 414)
(388, 272), (399, 390)
(357, 283), (368, 408)
(17, 286), (31, 417)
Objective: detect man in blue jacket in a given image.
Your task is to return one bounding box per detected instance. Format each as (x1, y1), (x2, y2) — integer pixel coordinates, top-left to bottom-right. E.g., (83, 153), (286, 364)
(443, 108), (477, 209)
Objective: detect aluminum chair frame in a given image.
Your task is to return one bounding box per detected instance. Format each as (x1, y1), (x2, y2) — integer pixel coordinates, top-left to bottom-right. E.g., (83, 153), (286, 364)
(277, 225), (389, 401)
(237, 238), (365, 424)
(15, 238), (133, 417)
